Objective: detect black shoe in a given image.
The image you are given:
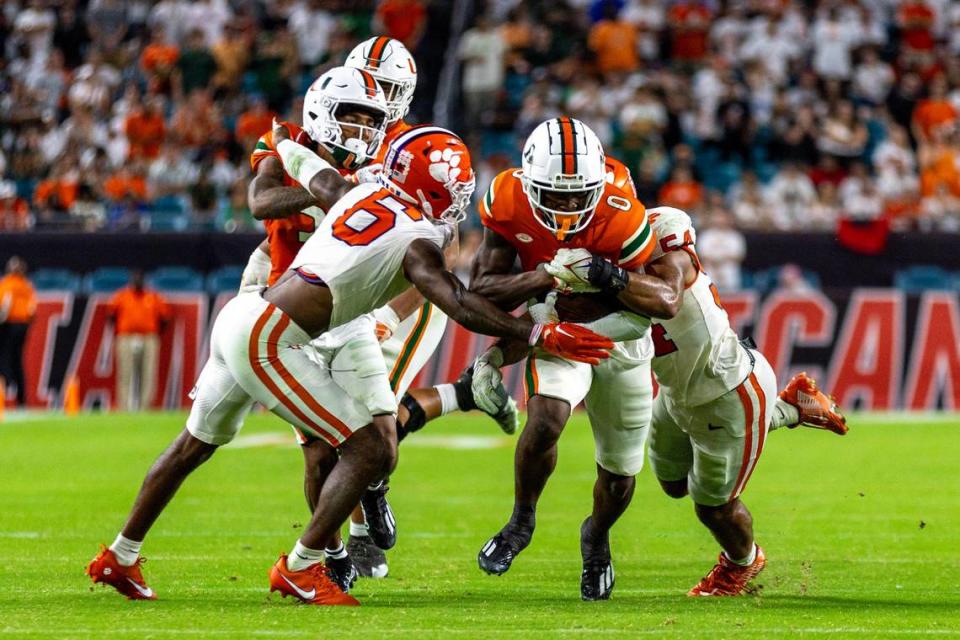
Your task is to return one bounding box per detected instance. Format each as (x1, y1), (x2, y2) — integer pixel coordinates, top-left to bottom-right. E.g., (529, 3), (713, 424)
(324, 554), (359, 593)
(580, 517), (614, 601)
(477, 524), (533, 576)
(346, 535), (389, 578)
(359, 481), (396, 550)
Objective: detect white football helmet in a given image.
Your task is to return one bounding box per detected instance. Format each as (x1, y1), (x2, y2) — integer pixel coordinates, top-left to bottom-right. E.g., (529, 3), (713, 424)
(520, 118), (606, 239)
(345, 36), (417, 124)
(302, 66), (389, 171)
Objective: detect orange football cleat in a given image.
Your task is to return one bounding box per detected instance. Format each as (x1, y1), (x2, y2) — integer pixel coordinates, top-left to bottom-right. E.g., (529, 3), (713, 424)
(269, 555), (360, 606)
(688, 545), (766, 597)
(779, 372), (848, 435)
(86, 545), (157, 600)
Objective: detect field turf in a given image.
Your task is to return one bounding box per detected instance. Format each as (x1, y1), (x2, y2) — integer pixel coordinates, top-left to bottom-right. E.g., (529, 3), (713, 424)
(1, 411), (958, 639)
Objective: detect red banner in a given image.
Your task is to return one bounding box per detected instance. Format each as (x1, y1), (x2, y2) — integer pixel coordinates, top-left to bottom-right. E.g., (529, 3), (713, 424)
(10, 289), (960, 411)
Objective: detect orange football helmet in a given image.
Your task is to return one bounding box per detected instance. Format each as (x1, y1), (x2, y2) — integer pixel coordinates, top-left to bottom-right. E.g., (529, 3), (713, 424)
(380, 126), (476, 223)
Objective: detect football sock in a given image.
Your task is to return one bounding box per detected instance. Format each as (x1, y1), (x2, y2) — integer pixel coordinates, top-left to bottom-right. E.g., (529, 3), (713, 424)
(288, 540), (325, 571)
(110, 534), (142, 567)
(770, 399), (800, 431)
(724, 543), (757, 567)
(508, 505), (536, 537)
(349, 521), (369, 538)
(325, 542), (348, 560)
(436, 383), (460, 416)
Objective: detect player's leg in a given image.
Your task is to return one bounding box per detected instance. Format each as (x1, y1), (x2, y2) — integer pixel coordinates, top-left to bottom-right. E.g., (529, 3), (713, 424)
(115, 334), (134, 411)
(647, 389), (695, 500)
(87, 317), (255, 600)
(579, 353), (653, 600)
(686, 353), (778, 596)
(140, 334), (160, 410)
(478, 354), (591, 576)
(253, 309), (393, 605)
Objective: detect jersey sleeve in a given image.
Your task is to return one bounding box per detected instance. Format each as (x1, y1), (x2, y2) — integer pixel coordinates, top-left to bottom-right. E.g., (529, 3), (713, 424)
(249, 122), (306, 172)
(646, 206), (698, 262)
(250, 130), (276, 172)
(477, 170), (516, 232)
(614, 198), (657, 271)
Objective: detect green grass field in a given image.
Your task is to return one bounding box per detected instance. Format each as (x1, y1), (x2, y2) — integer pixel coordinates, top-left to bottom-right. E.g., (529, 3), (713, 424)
(1, 411), (959, 639)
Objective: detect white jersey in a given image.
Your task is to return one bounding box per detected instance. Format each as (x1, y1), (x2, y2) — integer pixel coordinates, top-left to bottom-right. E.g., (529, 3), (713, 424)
(291, 182), (450, 328)
(646, 207), (753, 407)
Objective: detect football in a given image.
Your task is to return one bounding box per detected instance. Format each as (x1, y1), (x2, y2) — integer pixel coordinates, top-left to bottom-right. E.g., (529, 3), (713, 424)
(553, 292), (626, 323)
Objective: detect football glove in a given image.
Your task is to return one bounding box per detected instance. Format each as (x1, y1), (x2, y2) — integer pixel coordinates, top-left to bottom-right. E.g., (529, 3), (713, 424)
(528, 291), (559, 324)
(531, 322), (614, 365)
(542, 248), (599, 293)
(544, 248), (629, 294)
(371, 304), (401, 343)
(352, 163), (383, 185)
(239, 248), (271, 293)
(471, 347), (508, 416)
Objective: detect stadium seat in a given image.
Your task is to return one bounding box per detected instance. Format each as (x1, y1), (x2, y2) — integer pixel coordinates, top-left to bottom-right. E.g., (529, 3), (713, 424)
(148, 266), (204, 292)
(84, 267), (132, 293)
(148, 209), (189, 232)
(31, 268), (82, 292)
(206, 266), (245, 293)
(894, 266), (954, 293)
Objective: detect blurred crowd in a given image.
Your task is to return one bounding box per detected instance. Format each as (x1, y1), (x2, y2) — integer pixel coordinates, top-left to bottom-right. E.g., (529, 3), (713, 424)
(2, 0), (960, 239)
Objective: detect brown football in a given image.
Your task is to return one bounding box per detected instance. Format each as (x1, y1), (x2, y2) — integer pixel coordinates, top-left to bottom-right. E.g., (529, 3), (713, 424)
(553, 292), (626, 323)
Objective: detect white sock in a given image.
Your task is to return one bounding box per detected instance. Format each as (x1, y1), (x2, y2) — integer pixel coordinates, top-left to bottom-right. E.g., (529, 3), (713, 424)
(725, 543), (757, 567)
(770, 399), (800, 431)
(110, 534), (142, 567)
(349, 520), (369, 537)
(436, 383), (460, 416)
(287, 540), (324, 571)
(325, 542), (347, 560)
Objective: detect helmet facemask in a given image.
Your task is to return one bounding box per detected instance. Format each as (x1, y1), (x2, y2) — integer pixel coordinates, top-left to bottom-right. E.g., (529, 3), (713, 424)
(372, 75), (415, 124)
(312, 99), (388, 171)
(521, 174), (604, 240)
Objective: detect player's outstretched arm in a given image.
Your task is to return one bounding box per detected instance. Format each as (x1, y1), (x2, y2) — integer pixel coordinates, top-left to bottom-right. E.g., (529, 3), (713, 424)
(404, 239), (613, 364)
(248, 155), (321, 220)
(469, 229), (556, 311)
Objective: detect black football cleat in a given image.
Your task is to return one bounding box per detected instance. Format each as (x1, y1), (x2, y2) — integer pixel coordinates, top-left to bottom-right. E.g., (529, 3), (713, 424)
(324, 554), (359, 593)
(580, 517), (615, 601)
(478, 524), (533, 576)
(359, 480), (397, 550)
(346, 534), (389, 578)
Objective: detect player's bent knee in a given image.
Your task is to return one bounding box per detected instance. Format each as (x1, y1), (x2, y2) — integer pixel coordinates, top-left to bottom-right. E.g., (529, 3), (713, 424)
(659, 478), (689, 499)
(694, 498), (740, 525)
(599, 469), (635, 502)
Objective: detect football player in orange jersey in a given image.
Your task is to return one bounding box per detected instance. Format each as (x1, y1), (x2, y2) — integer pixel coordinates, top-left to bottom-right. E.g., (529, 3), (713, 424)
(470, 118), (688, 600)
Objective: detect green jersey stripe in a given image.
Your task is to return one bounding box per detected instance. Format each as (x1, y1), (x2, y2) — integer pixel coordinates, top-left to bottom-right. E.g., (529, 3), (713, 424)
(619, 223), (651, 262)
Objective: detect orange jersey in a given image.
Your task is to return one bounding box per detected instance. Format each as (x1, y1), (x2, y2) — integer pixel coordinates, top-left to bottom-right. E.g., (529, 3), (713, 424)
(108, 287), (170, 335)
(375, 119), (413, 164)
(0, 274), (37, 323)
(250, 121), (334, 285)
(478, 169), (656, 273)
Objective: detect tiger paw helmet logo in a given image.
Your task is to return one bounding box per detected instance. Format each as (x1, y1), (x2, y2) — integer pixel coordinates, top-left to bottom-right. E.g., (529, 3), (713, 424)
(428, 148), (463, 184)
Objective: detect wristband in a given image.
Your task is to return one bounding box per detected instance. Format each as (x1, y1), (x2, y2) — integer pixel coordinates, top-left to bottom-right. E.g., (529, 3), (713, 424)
(276, 139), (335, 191)
(528, 323), (544, 347)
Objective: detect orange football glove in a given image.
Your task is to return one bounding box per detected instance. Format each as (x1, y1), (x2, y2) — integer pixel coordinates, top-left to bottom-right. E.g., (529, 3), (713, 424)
(532, 322), (615, 365)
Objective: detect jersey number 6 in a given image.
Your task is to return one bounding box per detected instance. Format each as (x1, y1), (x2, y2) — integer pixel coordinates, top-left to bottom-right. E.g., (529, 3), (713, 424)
(332, 194), (422, 246)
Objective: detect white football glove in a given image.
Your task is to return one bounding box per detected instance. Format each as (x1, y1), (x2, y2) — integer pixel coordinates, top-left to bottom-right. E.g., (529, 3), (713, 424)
(352, 162), (383, 185)
(528, 291), (560, 324)
(239, 248), (271, 293)
(469, 347), (509, 418)
(542, 248), (600, 293)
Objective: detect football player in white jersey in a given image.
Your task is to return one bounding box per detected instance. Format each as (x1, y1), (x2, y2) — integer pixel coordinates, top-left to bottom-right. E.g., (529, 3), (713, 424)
(545, 205), (846, 596)
(87, 111), (615, 605)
